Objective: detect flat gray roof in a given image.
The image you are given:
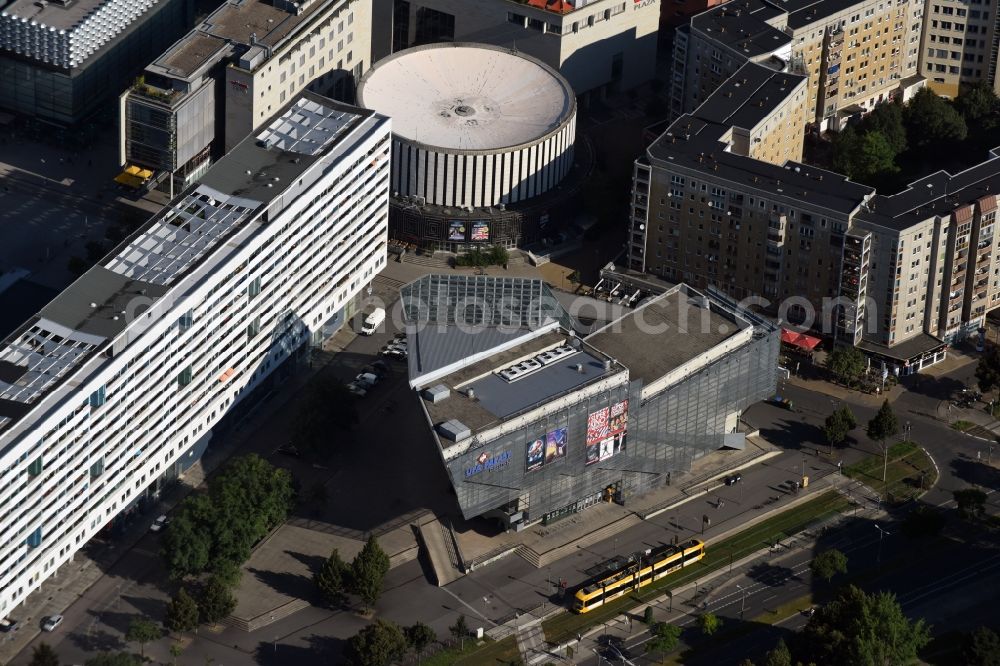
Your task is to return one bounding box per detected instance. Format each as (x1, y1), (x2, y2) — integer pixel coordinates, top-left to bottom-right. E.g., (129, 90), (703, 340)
(586, 288), (745, 386)
(466, 350), (607, 420)
(421, 330), (622, 445)
(39, 268), (169, 338)
(200, 93), (373, 201)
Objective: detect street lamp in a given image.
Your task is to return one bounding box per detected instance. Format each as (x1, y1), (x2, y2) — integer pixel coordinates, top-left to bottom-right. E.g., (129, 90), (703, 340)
(736, 583), (747, 620)
(874, 523), (891, 567)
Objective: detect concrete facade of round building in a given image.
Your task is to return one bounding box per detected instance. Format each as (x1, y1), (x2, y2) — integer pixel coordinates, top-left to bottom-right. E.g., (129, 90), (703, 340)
(357, 42), (577, 211)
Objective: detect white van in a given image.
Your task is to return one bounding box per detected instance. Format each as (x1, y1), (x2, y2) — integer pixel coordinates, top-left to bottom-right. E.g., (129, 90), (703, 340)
(360, 307), (385, 335)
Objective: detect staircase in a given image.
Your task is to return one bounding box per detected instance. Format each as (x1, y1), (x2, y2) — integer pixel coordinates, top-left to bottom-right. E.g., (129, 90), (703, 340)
(417, 515), (464, 586)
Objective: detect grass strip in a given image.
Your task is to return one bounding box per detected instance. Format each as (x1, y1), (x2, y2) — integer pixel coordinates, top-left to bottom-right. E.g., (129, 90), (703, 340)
(422, 635), (518, 666)
(542, 490), (849, 645)
(843, 441), (937, 505)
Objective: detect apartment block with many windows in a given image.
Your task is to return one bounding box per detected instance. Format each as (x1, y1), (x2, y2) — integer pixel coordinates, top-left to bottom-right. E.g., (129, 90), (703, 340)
(633, 53), (1000, 371)
(0, 92), (390, 616)
(671, 0), (924, 131)
(919, 0), (1000, 96)
(120, 0), (372, 195)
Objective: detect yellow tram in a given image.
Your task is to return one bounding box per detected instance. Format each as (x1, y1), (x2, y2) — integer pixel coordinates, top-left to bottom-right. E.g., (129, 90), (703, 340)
(572, 539), (705, 613)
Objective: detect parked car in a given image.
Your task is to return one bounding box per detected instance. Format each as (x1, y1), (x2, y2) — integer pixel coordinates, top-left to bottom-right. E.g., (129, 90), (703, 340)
(277, 444), (302, 458)
(382, 348), (407, 360)
(724, 472), (743, 486)
(355, 372), (379, 388)
(150, 515), (169, 533)
(346, 382), (367, 397)
(0, 618), (21, 632)
(362, 362), (387, 378)
(42, 615), (63, 632)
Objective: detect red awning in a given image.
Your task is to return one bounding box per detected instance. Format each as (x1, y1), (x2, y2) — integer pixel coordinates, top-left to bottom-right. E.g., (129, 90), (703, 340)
(781, 328), (821, 351)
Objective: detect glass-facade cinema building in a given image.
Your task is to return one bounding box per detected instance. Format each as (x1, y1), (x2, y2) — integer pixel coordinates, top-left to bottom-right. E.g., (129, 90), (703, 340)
(404, 276), (779, 528)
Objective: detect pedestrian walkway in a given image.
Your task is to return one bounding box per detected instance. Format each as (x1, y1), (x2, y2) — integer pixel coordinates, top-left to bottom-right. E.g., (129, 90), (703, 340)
(456, 437), (781, 576)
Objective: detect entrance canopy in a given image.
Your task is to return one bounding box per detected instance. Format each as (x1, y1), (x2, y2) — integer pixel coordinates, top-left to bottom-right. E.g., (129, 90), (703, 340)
(114, 165), (153, 189)
(780, 328), (821, 351)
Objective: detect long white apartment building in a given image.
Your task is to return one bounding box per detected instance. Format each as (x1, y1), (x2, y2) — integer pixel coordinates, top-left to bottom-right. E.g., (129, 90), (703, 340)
(0, 92), (390, 614)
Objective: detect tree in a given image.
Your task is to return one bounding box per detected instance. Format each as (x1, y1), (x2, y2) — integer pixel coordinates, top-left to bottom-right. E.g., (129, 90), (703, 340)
(831, 126), (860, 176)
(315, 548), (351, 608)
(169, 642), (184, 666)
(643, 606), (655, 625)
(852, 132), (899, 182)
(125, 617), (162, 659)
(199, 577), (236, 624)
(867, 400), (900, 482)
(904, 88), (968, 147)
(165, 587), (200, 632)
(796, 584), (930, 666)
(861, 102), (907, 156)
(85, 654), (143, 666)
(29, 643), (59, 666)
(826, 347), (865, 385)
(964, 626), (1000, 666)
(824, 405), (857, 454)
(954, 81), (1000, 126)
(351, 536), (391, 609)
(763, 638), (793, 666)
(698, 612), (722, 636)
(343, 619), (408, 666)
(450, 614), (470, 649)
(405, 621), (437, 661)
(954, 488), (988, 521)
(208, 454), (294, 567)
(645, 622), (681, 657)
(976, 344), (1000, 393)
(810, 548), (848, 583)
(161, 494), (213, 579)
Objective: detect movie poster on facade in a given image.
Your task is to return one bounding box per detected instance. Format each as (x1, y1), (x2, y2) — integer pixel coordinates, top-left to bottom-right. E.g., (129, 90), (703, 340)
(448, 220), (467, 241)
(545, 427), (567, 464)
(526, 437), (545, 472)
(608, 400), (629, 436)
(586, 407), (610, 444)
(471, 221), (490, 242)
(598, 436), (615, 462)
(585, 440), (601, 466)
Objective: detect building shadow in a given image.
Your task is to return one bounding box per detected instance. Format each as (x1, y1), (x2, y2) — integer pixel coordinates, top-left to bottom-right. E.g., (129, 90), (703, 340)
(949, 455), (1000, 488)
(66, 629), (126, 654)
(252, 634), (343, 666)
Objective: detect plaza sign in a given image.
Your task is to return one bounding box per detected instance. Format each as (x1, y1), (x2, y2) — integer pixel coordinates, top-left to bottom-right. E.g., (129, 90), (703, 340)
(465, 450), (512, 478)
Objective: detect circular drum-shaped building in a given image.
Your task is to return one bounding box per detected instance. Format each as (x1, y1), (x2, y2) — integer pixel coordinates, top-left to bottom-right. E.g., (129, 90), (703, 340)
(357, 42), (577, 212)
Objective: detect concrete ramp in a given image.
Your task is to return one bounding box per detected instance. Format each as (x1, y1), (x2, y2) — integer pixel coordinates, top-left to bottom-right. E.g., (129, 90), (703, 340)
(417, 515), (464, 586)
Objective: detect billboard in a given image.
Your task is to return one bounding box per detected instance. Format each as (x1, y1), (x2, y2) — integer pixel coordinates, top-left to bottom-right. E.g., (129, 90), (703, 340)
(448, 220), (467, 241)
(545, 427), (568, 464)
(527, 426), (568, 472)
(585, 400), (628, 466)
(526, 437), (545, 472)
(471, 221), (490, 242)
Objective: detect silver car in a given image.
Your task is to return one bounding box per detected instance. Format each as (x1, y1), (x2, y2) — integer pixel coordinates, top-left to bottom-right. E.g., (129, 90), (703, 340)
(42, 615), (63, 632)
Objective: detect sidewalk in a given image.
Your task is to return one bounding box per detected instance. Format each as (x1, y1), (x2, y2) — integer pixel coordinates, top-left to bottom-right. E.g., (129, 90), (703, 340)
(0, 329), (358, 664)
(455, 437), (782, 575)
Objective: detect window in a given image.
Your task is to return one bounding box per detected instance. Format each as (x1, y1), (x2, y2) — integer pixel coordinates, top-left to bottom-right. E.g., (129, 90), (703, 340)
(248, 276), (261, 299)
(178, 310), (193, 332)
(28, 457), (43, 476)
(178, 366), (194, 388)
(89, 385), (106, 408)
(247, 316), (261, 339)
